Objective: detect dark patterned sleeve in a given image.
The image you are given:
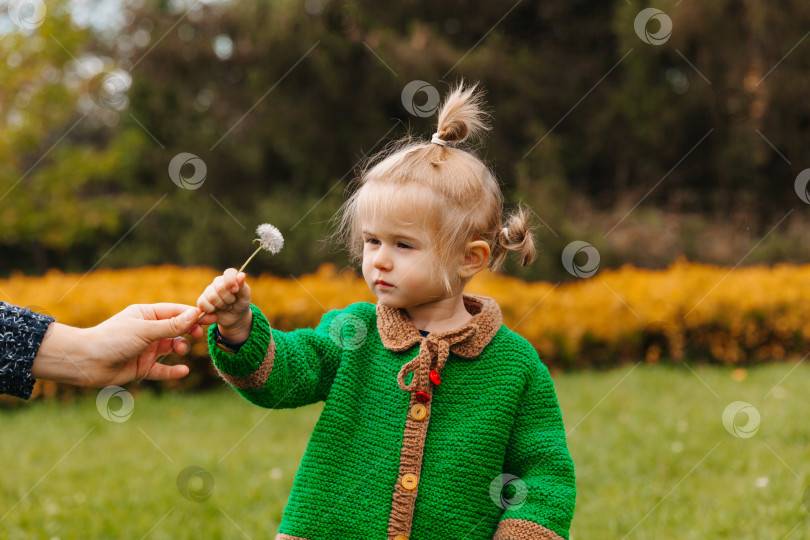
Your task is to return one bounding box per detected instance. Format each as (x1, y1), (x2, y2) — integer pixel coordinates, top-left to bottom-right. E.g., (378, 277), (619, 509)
(0, 302), (56, 400)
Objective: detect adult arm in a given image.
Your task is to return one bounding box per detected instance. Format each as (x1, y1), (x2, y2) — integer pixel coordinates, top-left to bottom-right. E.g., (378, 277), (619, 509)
(1, 302), (216, 399)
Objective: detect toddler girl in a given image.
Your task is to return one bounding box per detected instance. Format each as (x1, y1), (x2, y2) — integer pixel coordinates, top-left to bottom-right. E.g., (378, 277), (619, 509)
(198, 81), (576, 540)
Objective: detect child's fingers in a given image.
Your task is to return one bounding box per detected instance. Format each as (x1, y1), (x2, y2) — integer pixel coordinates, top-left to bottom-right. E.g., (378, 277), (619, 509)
(222, 268), (241, 293)
(204, 288), (230, 311)
(235, 281), (251, 302)
(197, 290), (217, 314)
(213, 275), (238, 304)
(198, 285), (228, 313)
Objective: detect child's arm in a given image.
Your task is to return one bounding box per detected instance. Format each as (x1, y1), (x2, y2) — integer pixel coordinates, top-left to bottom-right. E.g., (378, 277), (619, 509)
(494, 359), (576, 540)
(198, 268), (344, 408)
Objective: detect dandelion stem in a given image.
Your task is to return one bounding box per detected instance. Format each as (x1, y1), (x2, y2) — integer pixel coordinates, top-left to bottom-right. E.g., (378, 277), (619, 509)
(195, 245), (265, 324)
(239, 246), (263, 273)
(193, 224), (282, 326)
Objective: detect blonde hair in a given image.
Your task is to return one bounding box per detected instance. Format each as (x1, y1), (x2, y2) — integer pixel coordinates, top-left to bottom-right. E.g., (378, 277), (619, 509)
(330, 79), (537, 296)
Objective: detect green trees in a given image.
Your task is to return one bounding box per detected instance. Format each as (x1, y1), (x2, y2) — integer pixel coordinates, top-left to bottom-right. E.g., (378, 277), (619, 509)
(2, 0), (809, 280)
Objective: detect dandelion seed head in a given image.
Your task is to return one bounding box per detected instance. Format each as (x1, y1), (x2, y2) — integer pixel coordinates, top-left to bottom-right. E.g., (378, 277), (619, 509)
(256, 223), (284, 254)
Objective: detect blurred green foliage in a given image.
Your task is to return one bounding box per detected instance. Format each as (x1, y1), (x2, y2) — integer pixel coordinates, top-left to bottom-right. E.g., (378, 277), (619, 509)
(2, 0), (810, 281)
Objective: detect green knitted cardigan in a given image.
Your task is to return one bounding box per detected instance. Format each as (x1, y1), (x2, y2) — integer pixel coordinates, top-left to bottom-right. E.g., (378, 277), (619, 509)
(208, 293), (576, 540)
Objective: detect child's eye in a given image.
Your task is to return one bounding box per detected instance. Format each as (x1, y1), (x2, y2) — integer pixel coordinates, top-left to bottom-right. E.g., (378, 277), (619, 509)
(363, 238), (411, 249)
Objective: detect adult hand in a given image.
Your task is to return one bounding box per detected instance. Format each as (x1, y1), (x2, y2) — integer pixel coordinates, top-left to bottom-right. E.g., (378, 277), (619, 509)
(31, 303), (216, 387)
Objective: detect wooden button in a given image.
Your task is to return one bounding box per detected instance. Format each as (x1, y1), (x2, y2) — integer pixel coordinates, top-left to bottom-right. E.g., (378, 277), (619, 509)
(410, 403), (427, 420)
(393, 536), (408, 540)
(401, 473), (418, 490)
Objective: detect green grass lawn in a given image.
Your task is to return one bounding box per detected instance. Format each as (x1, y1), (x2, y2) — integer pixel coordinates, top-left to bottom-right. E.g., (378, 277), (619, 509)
(3, 362), (810, 539)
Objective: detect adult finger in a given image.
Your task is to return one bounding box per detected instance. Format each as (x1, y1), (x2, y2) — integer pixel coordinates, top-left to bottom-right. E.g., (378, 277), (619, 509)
(138, 307), (200, 343)
(172, 337), (190, 355)
(145, 362), (190, 381)
(188, 324), (204, 339)
(155, 338), (176, 357)
(138, 303), (202, 322)
(195, 313), (216, 325)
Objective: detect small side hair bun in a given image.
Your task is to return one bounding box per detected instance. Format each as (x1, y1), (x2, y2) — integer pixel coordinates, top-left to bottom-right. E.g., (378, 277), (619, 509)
(329, 79), (538, 298)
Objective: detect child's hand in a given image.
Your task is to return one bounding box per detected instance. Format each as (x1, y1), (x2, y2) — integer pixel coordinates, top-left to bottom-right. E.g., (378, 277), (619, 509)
(197, 268), (252, 343)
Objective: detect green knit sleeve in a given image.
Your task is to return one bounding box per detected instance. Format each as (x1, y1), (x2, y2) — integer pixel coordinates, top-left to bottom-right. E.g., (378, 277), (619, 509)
(208, 303), (351, 409)
(495, 356), (577, 540)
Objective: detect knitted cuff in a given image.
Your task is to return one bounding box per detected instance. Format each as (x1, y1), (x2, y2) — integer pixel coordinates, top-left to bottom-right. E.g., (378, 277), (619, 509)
(494, 519), (564, 540)
(0, 304), (55, 400)
(208, 304), (272, 378)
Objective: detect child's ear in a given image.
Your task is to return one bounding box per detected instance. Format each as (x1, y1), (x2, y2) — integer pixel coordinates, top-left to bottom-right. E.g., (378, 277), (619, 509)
(458, 240), (491, 278)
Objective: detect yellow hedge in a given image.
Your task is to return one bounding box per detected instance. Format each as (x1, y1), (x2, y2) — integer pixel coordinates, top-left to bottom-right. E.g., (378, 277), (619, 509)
(2, 259), (810, 386)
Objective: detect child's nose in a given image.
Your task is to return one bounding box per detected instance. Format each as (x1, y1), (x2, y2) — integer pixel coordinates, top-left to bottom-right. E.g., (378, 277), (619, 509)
(373, 247), (393, 270)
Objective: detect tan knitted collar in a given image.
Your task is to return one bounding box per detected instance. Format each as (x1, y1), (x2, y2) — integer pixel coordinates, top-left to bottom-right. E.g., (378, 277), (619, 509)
(375, 293), (502, 358)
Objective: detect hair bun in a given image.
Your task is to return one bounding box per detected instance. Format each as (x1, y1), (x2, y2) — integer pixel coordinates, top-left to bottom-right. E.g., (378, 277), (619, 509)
(434, 79), (491, 145)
